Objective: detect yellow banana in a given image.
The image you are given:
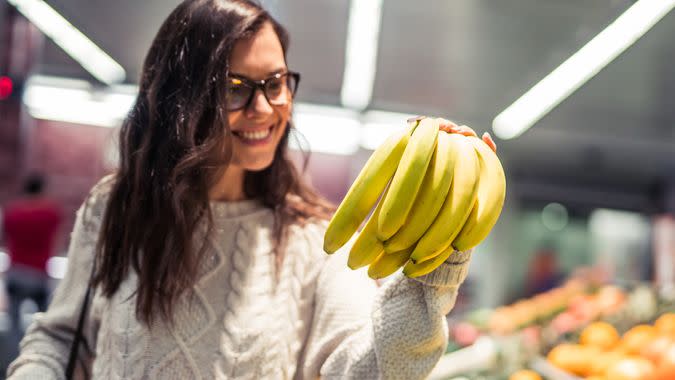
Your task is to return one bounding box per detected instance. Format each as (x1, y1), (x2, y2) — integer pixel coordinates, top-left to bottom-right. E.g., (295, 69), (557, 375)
(383, 131), (458, 253)
(323, 125), (413, 254)
(367, 245), (414, 280)
(452, 136), (506, 251)
(403, 245), (454, 278)
(410, 134), (480, 264)
(377, 118), (439, 241)
(347, 186), (389, 270)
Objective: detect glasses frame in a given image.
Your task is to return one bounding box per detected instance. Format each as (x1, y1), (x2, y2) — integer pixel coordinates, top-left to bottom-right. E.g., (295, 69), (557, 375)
(225, 71), (301, 111)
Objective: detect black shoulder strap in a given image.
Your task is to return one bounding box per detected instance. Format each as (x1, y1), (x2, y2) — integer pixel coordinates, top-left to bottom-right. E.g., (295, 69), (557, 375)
(65, 263), (96, 379)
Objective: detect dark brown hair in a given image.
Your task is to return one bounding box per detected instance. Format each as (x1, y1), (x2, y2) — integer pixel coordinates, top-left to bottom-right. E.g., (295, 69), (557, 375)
(93, 0), (333, 324)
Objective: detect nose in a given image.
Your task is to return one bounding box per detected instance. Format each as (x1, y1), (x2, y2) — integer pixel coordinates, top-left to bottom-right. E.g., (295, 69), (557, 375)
(245, 88), (274, 117)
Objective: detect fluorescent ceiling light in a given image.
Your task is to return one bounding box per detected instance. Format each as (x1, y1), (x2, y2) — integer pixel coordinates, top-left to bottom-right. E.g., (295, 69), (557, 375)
(341, 0), (384, 110)
(8, 0), (126, 85)
(292, 103), (362, 155)
(493, 0), (675, 140)
(23, 75), (136, 127)
(360, 110), (416, 150)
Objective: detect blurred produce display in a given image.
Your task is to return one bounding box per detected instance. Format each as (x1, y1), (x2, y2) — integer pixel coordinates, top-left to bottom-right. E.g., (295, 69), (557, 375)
(430, 274), (675, 380)
(545, 312), (675, 379)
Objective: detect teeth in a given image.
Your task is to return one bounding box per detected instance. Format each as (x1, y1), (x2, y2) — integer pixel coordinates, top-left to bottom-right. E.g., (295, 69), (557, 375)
(239, 128), (271, 140)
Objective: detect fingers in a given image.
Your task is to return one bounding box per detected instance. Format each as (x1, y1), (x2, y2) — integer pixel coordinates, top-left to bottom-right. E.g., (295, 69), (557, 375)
(447, 125), (478, 138)
(425, 117), (498, 153)
(457, 125), (478, 138)
(437, 118), (458, 131)
(482, 132), (497, 152)
(438, 120), (478, 138)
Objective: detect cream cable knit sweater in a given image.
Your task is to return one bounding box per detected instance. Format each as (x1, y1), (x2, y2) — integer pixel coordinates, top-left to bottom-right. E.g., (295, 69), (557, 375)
(7, 180), (472, 380)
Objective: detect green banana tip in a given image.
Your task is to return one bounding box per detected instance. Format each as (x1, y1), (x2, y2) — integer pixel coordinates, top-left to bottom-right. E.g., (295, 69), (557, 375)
(323, 241), (339, 255)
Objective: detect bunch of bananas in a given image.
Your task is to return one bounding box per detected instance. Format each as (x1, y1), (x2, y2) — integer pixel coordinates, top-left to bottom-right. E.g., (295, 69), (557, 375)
(323, 117), (506, 279)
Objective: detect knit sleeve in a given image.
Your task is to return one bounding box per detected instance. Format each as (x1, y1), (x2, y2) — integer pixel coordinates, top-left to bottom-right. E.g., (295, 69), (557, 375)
(6, 178), (111, 380)
(295, 228), (472, 380)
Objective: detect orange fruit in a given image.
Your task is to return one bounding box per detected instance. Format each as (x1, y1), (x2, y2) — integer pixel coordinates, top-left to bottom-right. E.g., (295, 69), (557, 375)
(650, 342), (675, 380)
(547, 343), (600, 376)
(618, 325), (658, 355)
(640, 335), (674, 364)
(580, 321), (620, 350)
(547, 344), (578, 372)
(589, 350), (627, 376)
(605, 357), (655, 380)
(658, 342), (675, 369)
(651, 365), (675, 380)
(508, 369), (542, 380)
(654, 313), (675, 337)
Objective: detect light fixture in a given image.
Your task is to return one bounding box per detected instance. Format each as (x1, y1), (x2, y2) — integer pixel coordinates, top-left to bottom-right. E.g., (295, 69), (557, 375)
(23, 75), (136, 127)
(493, 0), (675, 140)
(8, 0), (126, 85)
(340, 0), (384, 110)
(360, 109), (416, 150)
(292, 103), (362, 155)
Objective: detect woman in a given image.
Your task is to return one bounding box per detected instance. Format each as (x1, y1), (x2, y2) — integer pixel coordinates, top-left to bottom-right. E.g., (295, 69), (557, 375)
(8, 0), (495, 379)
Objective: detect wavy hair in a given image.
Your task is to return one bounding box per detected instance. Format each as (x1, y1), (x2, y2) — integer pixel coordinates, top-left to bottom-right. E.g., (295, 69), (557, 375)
(93, 0), (334, 324)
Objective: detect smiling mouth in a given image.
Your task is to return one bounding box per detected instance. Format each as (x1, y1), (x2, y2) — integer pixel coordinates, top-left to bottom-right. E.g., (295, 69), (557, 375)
(233, 125), (274, 141)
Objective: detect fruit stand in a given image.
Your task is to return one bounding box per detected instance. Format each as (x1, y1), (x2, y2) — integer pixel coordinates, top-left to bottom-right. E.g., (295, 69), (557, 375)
(428, 281), (675, 380)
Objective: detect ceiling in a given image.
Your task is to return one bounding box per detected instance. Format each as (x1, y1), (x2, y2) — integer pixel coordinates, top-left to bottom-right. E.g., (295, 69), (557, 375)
(7, 0), (675, 211)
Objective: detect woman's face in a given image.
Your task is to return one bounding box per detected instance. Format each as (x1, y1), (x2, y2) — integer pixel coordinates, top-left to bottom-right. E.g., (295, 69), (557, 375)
(226, 22), (292, 172)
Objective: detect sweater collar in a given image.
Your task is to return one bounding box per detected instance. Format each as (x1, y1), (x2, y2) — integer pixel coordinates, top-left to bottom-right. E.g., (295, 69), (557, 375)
(209, 198), (269, 220)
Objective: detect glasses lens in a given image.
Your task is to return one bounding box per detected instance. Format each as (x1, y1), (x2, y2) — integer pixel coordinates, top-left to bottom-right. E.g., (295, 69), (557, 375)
(226, 78), (251, 110)
(286, 73), (298, 98)
(265, 73), (297, 105)
(265, 76), (288, 104)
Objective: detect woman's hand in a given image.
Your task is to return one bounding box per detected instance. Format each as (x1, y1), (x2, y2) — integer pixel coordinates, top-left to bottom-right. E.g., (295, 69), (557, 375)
(406, 116), (497, 152)
(437, 118), (497, 153)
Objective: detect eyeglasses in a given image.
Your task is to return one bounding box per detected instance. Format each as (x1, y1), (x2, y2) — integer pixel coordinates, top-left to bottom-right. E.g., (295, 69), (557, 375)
(225, 71), (300, 111)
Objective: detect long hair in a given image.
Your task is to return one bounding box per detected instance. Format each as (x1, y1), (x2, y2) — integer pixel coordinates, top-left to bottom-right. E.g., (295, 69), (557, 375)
(93, 0), (334, 325)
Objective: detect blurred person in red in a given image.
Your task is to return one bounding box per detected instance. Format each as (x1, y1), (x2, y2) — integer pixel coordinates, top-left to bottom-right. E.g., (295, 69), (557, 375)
(525, 245), (564, 297)
(2, 173), (62, 323)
